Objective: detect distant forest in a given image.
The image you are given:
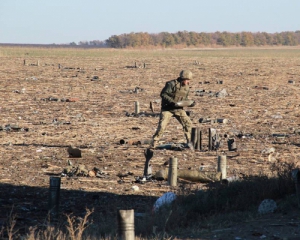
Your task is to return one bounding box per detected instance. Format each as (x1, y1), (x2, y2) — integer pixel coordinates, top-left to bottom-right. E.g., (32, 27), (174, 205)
(73, 31), (300, 48)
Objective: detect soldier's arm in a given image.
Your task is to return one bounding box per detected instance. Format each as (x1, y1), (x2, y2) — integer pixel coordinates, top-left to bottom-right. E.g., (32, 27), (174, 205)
(160, 81), (176, 104)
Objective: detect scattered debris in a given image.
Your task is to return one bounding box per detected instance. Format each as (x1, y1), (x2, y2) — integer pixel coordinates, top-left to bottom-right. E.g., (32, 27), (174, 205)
(41, 97), (79, 102)
(0, 124), (28, 132)
(91, 76), (100, 81)
(227, 138), (237, 151)
(154, 168), (222, 183)
(67, 146), (82, 158)
(62, 165), (108, 178)
(215, 88), (228, 98)
(253, 86), (269, 90)
(119, 139), (151, 145)
(261, 147), (275, 154)
(131, 185), (139, 191)
(120, 87), (144, 94)
(125, 111), (160, 117)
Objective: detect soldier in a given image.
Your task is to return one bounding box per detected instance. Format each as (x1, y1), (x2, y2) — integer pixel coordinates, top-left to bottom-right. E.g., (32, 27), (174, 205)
(151, 70), (196, 150)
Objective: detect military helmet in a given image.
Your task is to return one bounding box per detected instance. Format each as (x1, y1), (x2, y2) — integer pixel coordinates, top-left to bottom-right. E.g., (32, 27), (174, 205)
(180, 70), (193, 80)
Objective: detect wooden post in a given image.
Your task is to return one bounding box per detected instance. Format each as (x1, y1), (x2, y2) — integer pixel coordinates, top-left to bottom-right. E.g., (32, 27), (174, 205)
(168, 157), (177, 186)
(58, 64), (61, 69)
(217, 155), (227, 179)
(191, 127), (197, 149)
(135, 101), (140, 114)
(37, 60), (40, 66)
(23, 59), (26, 66)
(118, 209), (135, 240)
(48, 177), (61, 217)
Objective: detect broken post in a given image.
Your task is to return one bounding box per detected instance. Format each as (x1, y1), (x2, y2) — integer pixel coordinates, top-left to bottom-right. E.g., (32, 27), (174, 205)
(135, 101), (140, 114)
(48, 177), (61, 217)
(217, 155), (227, 179)
(168, 157), (178, 186)
(118, 209), (135, 240)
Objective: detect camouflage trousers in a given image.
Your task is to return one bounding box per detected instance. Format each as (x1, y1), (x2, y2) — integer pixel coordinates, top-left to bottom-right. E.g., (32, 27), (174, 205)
(152, 109), (192, 143)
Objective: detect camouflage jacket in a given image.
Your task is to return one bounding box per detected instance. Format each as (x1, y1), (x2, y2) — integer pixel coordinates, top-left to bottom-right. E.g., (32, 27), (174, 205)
(160, 78), (189, 110)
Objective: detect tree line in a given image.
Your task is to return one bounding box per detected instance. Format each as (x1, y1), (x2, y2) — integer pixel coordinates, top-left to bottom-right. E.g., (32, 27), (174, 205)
(70, 31), (300, 48)
(104, 31), (300, 48)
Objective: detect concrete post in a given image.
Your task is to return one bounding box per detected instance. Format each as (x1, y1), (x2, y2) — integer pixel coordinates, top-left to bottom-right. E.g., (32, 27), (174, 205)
(135, 101), (140, 114)
(217, 155), (227, 179)
(118, 209), (135, 240)
(168, 157), (178, 186)
(48, 177), (61, 217)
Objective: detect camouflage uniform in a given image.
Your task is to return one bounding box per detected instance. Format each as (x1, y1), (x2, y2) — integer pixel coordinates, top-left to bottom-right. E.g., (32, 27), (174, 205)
(152, 72), (193, 146)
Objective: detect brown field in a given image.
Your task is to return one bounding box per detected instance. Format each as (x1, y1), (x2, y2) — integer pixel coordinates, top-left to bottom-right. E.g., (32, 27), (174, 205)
(0, 47), (300, 239)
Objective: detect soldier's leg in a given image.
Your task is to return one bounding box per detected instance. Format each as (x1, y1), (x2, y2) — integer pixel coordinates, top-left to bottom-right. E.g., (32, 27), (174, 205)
(152, 111), (173, 143)
(174, 110), (192, 143)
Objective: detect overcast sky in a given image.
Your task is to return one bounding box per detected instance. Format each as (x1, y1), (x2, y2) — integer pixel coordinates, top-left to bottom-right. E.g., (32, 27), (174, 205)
(0, 0), (299, 44)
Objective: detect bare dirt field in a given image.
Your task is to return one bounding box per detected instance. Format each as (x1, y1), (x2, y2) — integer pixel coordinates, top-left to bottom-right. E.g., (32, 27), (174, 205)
(0, 47), (300, 239)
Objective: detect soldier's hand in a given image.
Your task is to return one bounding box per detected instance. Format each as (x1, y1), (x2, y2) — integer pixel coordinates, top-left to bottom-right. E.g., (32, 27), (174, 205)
(189, 101), (196, 107)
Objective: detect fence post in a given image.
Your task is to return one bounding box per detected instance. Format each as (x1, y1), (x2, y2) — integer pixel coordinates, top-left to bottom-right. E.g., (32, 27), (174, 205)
(168, 157), (178, 186)
(48, 177), (61, 217)
(217, 155), (227, 179)
(118, 209), (135, 240)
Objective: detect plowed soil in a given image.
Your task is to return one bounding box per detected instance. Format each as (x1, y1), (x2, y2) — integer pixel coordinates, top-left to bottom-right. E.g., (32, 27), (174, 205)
(0, 47), (300, 239)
